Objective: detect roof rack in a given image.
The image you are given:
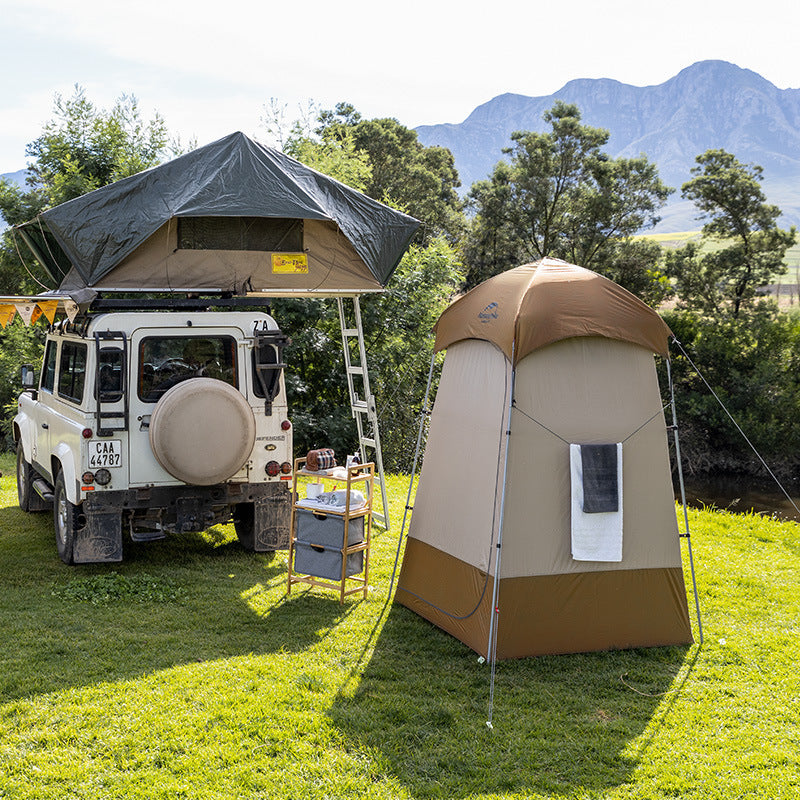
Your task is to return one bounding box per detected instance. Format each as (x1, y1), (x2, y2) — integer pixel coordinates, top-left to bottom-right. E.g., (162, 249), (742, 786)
(88, 295), (273, 312)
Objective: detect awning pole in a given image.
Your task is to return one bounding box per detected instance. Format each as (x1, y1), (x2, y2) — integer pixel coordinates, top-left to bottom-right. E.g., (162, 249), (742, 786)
(486, 343), (516, 729)
(388, 351), (438, 599)
(667, 355), (703, 644)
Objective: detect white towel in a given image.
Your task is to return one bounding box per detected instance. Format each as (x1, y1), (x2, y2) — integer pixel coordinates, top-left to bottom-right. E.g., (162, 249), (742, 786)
(570, 443), (623, 562)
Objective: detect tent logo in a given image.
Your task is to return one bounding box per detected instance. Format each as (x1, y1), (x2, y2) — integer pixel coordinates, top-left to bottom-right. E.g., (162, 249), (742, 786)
(478, 302), (499, 323)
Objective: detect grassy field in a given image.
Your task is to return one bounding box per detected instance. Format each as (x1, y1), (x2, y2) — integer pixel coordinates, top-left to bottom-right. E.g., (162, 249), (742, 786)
(642, 229), (800, 282)
(0, 452), (798, 799)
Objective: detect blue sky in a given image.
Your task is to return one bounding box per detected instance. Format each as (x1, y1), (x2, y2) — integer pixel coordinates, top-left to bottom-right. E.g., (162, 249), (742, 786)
(2, 0), (799, 173)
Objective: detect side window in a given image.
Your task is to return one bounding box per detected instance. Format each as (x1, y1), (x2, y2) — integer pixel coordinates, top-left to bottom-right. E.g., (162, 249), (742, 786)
(41, 340), (58, 393)
(138, 336), (238, 402)
(57, 342), (88, 404)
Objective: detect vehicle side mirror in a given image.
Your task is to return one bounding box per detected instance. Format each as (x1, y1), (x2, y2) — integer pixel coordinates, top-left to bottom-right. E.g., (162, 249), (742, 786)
(20, 364), (36, 389)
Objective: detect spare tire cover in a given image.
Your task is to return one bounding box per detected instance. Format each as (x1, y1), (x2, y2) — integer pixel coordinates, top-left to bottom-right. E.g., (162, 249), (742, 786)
(149, 378), (256, 485)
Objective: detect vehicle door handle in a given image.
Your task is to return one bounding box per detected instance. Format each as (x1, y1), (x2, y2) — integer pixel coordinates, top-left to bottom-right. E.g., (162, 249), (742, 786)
(41, 423), (49, 429)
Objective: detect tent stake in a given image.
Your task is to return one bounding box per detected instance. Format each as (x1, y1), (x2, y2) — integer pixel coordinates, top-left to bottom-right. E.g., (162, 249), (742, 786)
(388, 352), (438, 599)
(486, 344), (516, 728)
(667, 356), (703, 644)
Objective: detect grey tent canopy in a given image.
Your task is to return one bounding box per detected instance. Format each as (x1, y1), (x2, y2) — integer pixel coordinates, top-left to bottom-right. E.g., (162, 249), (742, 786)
(14, 132), (421, 297)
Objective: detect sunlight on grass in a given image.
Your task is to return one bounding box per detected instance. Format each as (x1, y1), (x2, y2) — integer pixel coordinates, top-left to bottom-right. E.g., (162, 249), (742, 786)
(0, 457), (798, 799)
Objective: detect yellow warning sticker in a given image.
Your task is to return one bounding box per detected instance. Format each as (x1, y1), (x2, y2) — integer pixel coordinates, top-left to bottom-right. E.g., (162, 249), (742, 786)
(272, 253), (308, 274)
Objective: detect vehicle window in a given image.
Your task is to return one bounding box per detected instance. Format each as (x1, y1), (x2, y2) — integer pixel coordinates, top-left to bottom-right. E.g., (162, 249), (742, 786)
(57, 342), (87, 404)
(97, 349), (124, 400)
(41, 340), (58, 392)
(138, 336), (237, 402)
(251, 345), (281, 400)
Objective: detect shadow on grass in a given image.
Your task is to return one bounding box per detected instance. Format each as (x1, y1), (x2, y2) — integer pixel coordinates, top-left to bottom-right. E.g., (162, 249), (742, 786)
(329, 602), (694, 799)
(0, 502), (351, 702)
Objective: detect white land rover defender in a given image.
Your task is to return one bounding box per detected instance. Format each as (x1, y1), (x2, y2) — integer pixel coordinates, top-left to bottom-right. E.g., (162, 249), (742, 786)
(13, 305), (293, 564)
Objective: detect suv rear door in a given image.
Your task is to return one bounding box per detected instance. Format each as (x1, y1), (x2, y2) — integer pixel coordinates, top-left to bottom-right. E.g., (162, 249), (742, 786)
(128, 325), (245, 486)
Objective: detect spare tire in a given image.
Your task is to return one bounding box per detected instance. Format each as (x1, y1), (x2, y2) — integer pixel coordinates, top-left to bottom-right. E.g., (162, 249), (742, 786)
(149, 378), (256, 485)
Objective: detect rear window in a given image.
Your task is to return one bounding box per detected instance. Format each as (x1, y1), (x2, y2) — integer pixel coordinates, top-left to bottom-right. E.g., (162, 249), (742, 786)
(138, 336), (237, 402)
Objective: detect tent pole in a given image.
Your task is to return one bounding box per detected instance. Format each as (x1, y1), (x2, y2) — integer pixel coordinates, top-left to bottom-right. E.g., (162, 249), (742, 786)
(388, 352), (438, 599)
(486, 344), (516, 729)
(667, 355), (703, 645)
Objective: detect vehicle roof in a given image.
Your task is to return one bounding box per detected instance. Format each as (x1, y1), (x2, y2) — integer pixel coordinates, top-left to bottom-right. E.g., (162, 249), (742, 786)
(49, 310), (279, 337)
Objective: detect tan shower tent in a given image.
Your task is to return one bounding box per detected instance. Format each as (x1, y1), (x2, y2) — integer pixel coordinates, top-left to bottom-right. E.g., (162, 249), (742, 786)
(395, 259), (693, 659)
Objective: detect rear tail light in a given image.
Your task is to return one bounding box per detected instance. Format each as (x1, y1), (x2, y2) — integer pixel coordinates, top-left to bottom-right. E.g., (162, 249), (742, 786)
(266, 460), (280, 477)
(82, 471), (95, 484)
(280, 461), (292, 474)
(281, 419), (291, 431)
(82, 428), (93, 439)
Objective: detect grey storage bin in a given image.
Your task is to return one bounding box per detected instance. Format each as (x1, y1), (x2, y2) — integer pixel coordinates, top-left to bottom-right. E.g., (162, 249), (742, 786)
(296, 509), (363, 549)
(293, 542), (364, 580)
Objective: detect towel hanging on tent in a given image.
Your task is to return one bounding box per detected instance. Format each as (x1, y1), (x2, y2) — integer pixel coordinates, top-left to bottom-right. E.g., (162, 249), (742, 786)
(569, 443), (623, 562)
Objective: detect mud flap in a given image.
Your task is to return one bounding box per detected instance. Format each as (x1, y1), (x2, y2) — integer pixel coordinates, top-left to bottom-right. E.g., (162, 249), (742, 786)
(73, 509), (123, 563)
(252, 484), (291, 551)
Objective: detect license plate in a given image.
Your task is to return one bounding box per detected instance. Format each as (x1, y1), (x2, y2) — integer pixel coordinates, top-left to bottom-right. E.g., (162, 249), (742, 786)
(88, 439), (123, 468)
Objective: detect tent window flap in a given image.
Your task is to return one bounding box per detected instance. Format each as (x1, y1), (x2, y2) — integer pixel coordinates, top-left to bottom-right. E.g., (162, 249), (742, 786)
(177, 216), (304, 252)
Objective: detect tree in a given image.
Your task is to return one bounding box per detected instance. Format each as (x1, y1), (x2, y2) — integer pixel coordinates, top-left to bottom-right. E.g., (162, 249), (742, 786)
(0, 86), (179, 294)
(0, 87), (179, 445)
(261, 101), (466, 468)
(664, 149), (797, 318)
(312, 103), (465, 242)
(463, 102), (672, 301)
(272, 238), (464, 471)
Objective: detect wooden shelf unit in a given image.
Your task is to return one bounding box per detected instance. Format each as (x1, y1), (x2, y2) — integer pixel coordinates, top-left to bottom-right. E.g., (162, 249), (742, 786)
(287, 458), (374, 603)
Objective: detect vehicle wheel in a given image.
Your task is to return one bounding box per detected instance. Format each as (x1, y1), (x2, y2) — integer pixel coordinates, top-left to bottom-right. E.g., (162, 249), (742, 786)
(53, 470), (77, 565)
(17, 443), (34, 512)
(149, 378), (256, 485)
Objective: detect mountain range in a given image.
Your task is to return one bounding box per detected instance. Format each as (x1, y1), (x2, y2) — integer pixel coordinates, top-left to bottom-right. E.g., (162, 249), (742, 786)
(415, 60), (800, 232)
(4, 62), (799, 234)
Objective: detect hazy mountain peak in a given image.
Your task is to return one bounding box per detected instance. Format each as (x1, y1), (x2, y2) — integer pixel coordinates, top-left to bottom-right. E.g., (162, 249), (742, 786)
(416, 60), (800, 231)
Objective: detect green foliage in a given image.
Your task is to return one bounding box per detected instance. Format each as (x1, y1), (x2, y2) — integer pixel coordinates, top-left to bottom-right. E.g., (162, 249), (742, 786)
(464, 102), (672, 301)
(0, 85), (180, 296)
(0, 87), (181, 447)
(1, 459), (799, 799)
(278, 111), (372, 192)
(312, 102), (465, 242)
(51, 571), (186, 604)
(1, 86), (174, 223)
(274, 238), (464, 470)
(662, 307), (800, 477)
(665, 149), (797, 318)
(0, 324), (44, 448)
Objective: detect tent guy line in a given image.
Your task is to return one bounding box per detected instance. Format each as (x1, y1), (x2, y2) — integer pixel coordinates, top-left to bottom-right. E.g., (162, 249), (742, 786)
(511, 400), (672, 448)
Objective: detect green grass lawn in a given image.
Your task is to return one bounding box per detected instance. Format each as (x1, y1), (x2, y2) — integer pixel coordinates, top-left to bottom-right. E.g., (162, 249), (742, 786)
(642, 229), (800, 274)
(0, 452), (798, 799)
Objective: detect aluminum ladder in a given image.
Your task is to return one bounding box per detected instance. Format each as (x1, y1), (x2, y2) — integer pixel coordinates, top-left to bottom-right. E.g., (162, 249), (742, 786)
(337, 296), (390, 529)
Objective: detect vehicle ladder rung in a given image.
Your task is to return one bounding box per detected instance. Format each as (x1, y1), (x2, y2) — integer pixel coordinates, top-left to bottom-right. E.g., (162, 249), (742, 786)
(337, 295), (391, 531)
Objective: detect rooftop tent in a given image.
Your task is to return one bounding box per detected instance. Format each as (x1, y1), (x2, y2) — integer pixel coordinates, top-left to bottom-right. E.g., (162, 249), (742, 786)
(395, 259), (694, 659)
(13, 132), (421, 298)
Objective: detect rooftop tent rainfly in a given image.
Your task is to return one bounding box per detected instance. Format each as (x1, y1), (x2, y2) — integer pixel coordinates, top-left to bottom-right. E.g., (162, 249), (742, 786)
(12, 131), (421, 299)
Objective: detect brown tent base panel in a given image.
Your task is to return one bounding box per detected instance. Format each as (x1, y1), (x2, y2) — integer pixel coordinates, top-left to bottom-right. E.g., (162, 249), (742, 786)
(396, 538), (693, 660)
